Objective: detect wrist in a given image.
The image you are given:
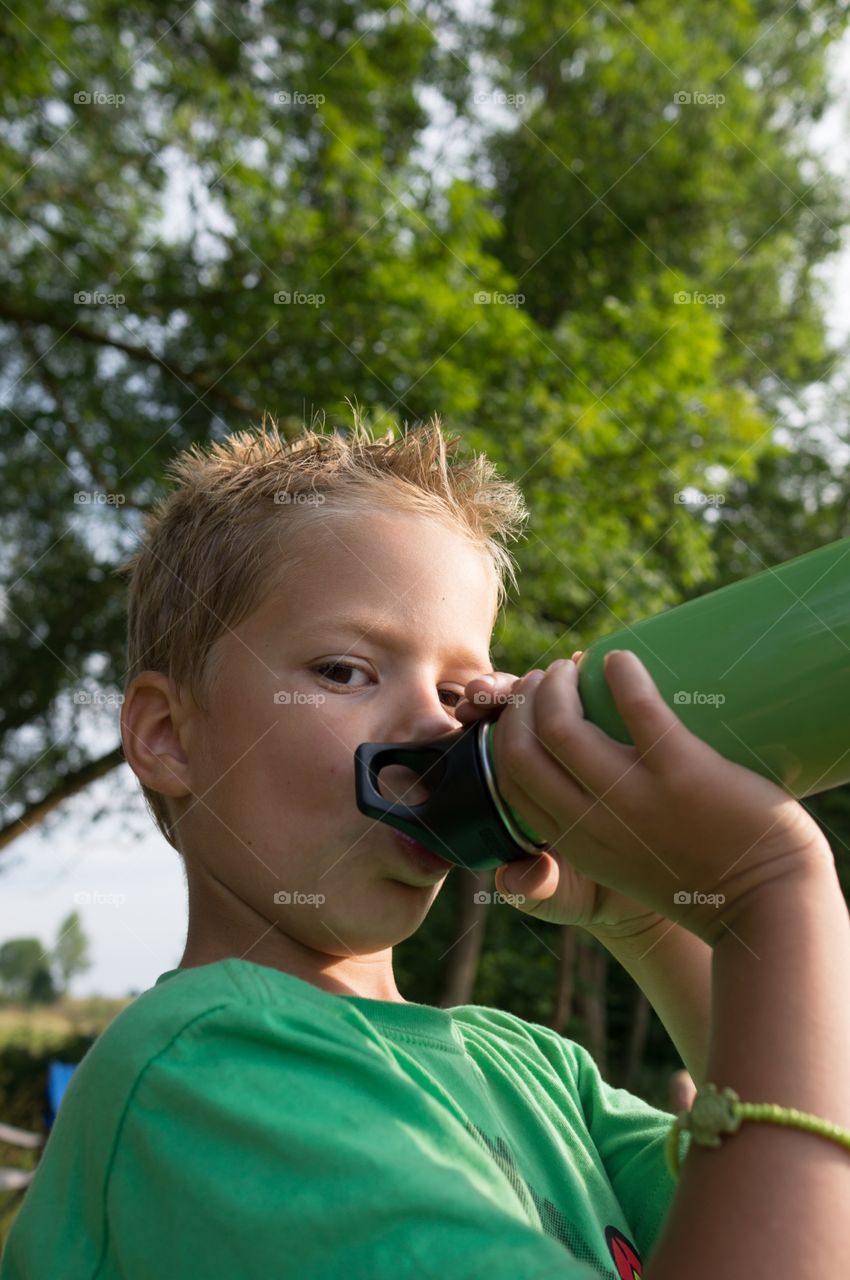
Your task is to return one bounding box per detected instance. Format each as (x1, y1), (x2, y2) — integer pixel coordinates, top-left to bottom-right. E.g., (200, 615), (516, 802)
(714, 839), (838, 950)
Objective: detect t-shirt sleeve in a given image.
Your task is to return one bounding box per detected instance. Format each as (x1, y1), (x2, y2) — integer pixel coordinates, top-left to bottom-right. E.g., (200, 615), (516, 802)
(572, 1041), (684, 1261)
(103, 1000), (604, 1280)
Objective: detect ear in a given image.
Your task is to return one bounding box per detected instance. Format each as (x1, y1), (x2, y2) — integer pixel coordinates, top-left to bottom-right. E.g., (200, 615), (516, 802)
(120, 671), (194, 800)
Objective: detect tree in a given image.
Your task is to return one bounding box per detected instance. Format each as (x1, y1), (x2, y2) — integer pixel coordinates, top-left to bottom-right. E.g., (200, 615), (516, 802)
(28, 964), (60, 1006)
(52, 911), (92, 995)
(2, 1), (850, 1089)
(0, 938), (51, 1003)
(4, 2), (846, 855)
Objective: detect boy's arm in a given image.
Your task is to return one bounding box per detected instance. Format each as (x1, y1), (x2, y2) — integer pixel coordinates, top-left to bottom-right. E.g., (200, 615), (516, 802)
(585, 917), (711, 1087)
(649, 852), (850, 1279)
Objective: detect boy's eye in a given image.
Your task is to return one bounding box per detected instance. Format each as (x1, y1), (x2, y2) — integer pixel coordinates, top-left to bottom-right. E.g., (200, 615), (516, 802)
(313, 661), (370, 689)
(312, 661), (463, 707)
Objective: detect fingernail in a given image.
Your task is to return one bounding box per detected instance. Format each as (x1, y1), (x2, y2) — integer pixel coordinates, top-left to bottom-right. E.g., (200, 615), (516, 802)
(475, 674), (495, 687)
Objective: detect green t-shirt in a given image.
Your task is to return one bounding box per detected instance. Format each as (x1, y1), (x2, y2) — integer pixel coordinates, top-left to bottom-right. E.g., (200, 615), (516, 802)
(1, 958), (685, 1279)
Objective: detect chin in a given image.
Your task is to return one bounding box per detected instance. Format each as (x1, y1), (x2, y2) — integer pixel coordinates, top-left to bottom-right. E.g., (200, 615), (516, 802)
(353, 886), (445, 947)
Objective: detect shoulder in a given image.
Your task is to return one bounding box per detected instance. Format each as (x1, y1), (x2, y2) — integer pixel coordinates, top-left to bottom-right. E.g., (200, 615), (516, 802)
(446, 1003), (669, 1128)
(448, 1002), (588, 1083)
(66, 960), (395, 1116)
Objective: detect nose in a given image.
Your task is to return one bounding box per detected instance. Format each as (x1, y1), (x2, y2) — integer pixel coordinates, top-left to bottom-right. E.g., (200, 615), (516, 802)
(375, 692), (462, 808)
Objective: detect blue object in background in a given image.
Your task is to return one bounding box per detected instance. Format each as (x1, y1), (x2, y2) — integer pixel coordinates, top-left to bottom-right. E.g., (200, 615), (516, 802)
(44, 1061), (76, 1130)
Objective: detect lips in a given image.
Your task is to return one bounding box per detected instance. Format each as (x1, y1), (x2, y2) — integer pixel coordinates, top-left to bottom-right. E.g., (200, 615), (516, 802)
(393, 829), (453, 872)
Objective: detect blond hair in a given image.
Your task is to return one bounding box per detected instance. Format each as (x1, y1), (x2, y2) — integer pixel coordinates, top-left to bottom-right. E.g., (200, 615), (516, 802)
(116, 407), (529, 848)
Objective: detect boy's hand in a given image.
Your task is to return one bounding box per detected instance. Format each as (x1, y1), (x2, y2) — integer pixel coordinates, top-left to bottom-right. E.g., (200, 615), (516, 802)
(487, 651), (831, 947)
(456, 652), (585, 724)
(455, 669), (540, 724)
(457, 654), (668, 942)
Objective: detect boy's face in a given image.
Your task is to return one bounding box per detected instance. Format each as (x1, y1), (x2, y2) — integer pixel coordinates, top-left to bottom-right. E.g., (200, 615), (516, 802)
(170, 509), (498, 977)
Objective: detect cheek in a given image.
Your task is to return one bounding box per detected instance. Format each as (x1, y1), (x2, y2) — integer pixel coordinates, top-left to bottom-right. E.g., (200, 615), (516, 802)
(203, 705), (357, 817)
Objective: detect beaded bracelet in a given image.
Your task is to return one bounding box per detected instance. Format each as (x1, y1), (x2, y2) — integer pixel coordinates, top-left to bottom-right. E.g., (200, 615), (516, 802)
(665, 1082), (850, 1181)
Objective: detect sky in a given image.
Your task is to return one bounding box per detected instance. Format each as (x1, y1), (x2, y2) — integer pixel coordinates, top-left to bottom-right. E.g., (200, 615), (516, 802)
(0, 776), (187, 998)
(4, 25), (850, 998)
(811, 33), (850, 348)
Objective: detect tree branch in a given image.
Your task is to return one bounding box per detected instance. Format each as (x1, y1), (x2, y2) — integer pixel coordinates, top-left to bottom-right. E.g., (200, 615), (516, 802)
(18, 326), (149, 511)
(0, 746), (125, 852)
(0, 300), (257, 416)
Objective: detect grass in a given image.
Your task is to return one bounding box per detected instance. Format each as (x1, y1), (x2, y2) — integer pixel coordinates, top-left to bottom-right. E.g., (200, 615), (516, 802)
(0, 996), (133, 1052)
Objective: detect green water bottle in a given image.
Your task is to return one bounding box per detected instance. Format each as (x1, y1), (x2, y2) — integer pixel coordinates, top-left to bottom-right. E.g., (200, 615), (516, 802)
(355, 535), (850, 869)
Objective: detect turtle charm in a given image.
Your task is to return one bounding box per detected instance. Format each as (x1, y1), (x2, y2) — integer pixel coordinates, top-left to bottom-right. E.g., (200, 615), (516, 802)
(684, 1083), (743, 1147)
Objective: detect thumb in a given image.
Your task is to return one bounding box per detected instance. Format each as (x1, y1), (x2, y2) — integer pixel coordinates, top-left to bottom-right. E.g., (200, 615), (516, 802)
(495, 853), (558, 901)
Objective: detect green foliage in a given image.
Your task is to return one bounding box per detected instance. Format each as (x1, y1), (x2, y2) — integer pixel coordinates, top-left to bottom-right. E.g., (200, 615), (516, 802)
(0, 941), (53, 1005)
(52, 912), (91, 994)
(0, 915), (92, 1004)
(26, 967), (59, 1006)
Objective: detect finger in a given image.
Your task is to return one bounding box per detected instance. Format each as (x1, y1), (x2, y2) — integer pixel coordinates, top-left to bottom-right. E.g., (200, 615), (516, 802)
(455, 671), (521, 721)
(602, 650), (686, 764)
(492, 668), (594, 838)
(488, 674), (570, 842)
(532, 659), (639, 798)
(465, 671), (521, 701)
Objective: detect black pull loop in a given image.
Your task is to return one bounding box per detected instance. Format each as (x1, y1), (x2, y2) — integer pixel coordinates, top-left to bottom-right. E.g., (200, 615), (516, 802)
(354, 720), (546, 870)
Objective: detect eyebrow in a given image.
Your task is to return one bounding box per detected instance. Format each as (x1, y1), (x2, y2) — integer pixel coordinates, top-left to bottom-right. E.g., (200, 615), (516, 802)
(297, 614), (492, 672)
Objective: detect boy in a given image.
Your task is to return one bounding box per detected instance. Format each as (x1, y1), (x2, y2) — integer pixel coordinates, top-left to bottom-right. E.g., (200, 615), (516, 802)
(3, 413), (847, 1278)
